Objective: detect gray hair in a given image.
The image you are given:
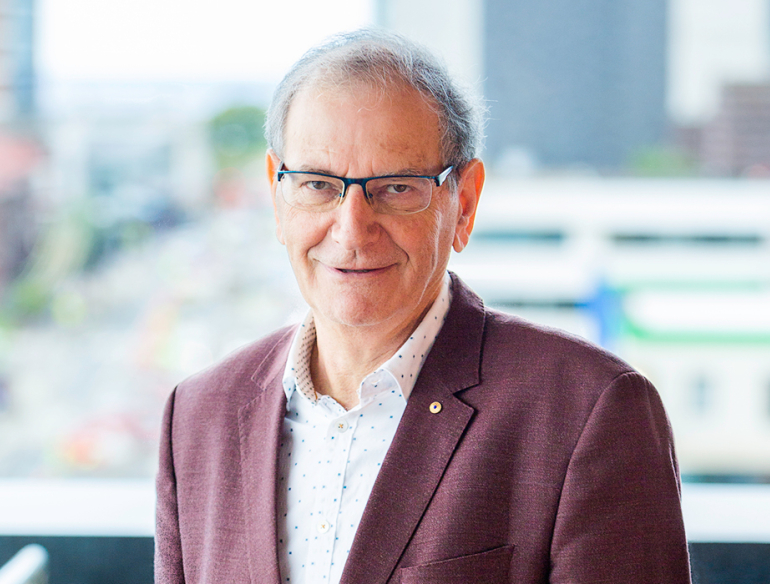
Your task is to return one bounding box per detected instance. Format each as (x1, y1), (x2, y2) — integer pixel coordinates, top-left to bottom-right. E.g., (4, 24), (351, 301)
(265, 29), (485, 179)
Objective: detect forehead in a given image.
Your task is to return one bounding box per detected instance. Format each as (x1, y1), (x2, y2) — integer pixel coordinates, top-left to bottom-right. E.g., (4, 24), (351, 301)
(282, 81), (443, 175)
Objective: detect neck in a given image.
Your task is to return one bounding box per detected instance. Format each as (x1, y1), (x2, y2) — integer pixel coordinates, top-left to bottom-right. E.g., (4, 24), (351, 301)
(310, 299), (436, 410)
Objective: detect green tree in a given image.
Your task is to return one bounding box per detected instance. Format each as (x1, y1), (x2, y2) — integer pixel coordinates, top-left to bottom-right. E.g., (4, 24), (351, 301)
(209, 105), (267, 169)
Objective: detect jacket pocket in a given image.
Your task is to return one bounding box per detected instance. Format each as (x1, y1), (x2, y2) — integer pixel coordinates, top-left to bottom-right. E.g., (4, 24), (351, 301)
(398, 545), (515, 584)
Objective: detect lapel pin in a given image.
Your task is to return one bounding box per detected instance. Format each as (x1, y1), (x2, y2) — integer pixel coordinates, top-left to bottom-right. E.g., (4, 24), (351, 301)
(429, 401), (442, 414)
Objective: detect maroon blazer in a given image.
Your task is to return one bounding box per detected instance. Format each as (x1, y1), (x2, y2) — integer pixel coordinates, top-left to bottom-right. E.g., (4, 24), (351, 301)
(155, 275), (691, 583)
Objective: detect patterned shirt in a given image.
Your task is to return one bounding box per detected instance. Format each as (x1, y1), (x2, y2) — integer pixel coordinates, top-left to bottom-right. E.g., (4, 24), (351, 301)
(276, 273), (453, 584)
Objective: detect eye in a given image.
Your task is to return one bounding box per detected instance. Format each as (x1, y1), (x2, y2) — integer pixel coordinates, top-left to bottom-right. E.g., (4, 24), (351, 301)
(303, 180), (335, 191)
(384, 182), (413, 194)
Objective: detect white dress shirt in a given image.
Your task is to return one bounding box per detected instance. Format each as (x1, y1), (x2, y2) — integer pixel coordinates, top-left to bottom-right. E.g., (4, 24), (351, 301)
(276, 273), (453, 584)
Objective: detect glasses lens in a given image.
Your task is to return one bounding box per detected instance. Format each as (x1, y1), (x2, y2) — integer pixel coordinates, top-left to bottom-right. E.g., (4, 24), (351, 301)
(280, 173), (344, 211)
(367, 177), (432, 214)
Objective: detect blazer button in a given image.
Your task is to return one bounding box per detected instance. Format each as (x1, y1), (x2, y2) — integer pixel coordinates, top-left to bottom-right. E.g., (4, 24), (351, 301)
(429, 401), (442, 414)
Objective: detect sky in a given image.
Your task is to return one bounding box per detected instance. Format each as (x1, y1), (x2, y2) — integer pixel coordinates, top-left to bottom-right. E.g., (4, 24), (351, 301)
(38, 0), (374, 84)
(35, 0), (770, 122)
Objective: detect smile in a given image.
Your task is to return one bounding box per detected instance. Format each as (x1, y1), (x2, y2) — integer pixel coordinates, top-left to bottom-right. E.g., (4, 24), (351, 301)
(337, 268), (383, 274)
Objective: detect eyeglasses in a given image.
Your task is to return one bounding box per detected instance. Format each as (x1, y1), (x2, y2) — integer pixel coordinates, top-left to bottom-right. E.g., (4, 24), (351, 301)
(276, 163), (454, 215)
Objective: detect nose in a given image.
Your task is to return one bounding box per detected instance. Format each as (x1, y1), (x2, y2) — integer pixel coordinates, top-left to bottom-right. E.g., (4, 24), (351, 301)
(331, 184), (381, 250)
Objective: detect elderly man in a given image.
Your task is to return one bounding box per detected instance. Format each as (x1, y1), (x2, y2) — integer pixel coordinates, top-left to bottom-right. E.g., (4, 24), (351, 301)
(155, 30), (691, 584)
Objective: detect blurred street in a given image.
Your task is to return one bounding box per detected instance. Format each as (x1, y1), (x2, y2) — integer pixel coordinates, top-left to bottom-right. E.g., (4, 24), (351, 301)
(0, 207), (304, 477)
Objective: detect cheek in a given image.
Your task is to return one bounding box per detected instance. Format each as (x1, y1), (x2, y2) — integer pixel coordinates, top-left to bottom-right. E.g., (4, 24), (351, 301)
(400, 208), (455, 266)
(428, 200), (460, 246)
(281, 210), (328, 256)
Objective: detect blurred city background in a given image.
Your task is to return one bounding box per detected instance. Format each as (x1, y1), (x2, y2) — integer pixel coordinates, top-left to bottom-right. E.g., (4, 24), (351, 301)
(0, 0), (769, 581)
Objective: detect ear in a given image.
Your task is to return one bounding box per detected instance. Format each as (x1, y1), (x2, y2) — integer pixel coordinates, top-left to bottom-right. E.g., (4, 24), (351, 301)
(266, 149), (285, 245)
(452, 158), (485, 252)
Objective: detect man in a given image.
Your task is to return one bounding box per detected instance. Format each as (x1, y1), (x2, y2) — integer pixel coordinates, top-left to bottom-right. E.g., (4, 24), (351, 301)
(155, 30), (691, 583)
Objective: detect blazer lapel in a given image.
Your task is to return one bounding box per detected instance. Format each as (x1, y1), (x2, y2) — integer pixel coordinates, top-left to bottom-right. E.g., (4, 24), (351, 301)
(340, 275), (486, 584)
(238, 332), (293, 584)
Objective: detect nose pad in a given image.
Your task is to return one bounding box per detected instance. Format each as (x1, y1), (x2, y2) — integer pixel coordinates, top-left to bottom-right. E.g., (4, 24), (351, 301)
(339, 183), (373, 210)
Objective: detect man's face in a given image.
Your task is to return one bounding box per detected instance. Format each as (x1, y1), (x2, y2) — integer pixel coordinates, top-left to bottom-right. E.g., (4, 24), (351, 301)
(268, 83), (482, 334)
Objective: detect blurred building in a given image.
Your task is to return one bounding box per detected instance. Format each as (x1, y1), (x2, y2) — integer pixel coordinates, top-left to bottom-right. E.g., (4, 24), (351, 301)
(700, 83), (770, 175)
(378, 0), (668, 171)
(483, 0), (668, 170)
(0, 0), (37, 291)
(0, 135), (39, 290)
(667, 0), (770, 126)
(0, 0), (35, 120)
(41, 114), (213, 269)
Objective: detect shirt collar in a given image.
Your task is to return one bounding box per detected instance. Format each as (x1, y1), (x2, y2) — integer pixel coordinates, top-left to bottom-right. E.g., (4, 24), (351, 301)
(282, 272), (453, 406)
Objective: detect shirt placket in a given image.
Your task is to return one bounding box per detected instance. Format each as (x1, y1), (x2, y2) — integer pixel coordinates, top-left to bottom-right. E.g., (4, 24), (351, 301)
(330, 412), (357, 579)
(306, 404), (355, 582)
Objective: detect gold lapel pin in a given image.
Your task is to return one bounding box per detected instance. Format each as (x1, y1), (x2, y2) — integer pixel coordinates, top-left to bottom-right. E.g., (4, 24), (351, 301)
(429, 401), (442, 414)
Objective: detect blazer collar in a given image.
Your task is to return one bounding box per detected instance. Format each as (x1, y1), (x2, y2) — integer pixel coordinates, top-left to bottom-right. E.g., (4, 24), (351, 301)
(340, 273), (486, 584)
(238, 328), (294, 584)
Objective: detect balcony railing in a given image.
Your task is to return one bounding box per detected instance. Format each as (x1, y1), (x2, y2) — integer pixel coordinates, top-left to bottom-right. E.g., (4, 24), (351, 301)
(0, 544), (48, 584)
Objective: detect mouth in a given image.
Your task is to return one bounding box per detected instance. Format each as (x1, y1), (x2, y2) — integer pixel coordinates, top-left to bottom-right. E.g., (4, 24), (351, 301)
(329, 264), (394, 275)
(319, 259), (396, 276)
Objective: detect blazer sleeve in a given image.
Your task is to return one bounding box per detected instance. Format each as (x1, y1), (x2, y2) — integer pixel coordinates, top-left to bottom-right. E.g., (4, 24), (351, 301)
(550, 372), (692, 583)
(155, 388), (185, 584)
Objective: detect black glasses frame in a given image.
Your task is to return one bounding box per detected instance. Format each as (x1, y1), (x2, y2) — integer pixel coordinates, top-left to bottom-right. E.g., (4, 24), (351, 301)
(276, 163), (454, 202)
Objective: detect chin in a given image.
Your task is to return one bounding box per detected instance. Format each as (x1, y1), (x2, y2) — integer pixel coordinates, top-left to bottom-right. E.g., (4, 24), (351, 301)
(324, 307), (393, 328)
(319, 297), (406, 329)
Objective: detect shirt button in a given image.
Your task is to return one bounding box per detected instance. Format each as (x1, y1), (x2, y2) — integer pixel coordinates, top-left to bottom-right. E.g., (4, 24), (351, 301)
(318, 519), (331, 533)
(336, 420), (349, 432)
